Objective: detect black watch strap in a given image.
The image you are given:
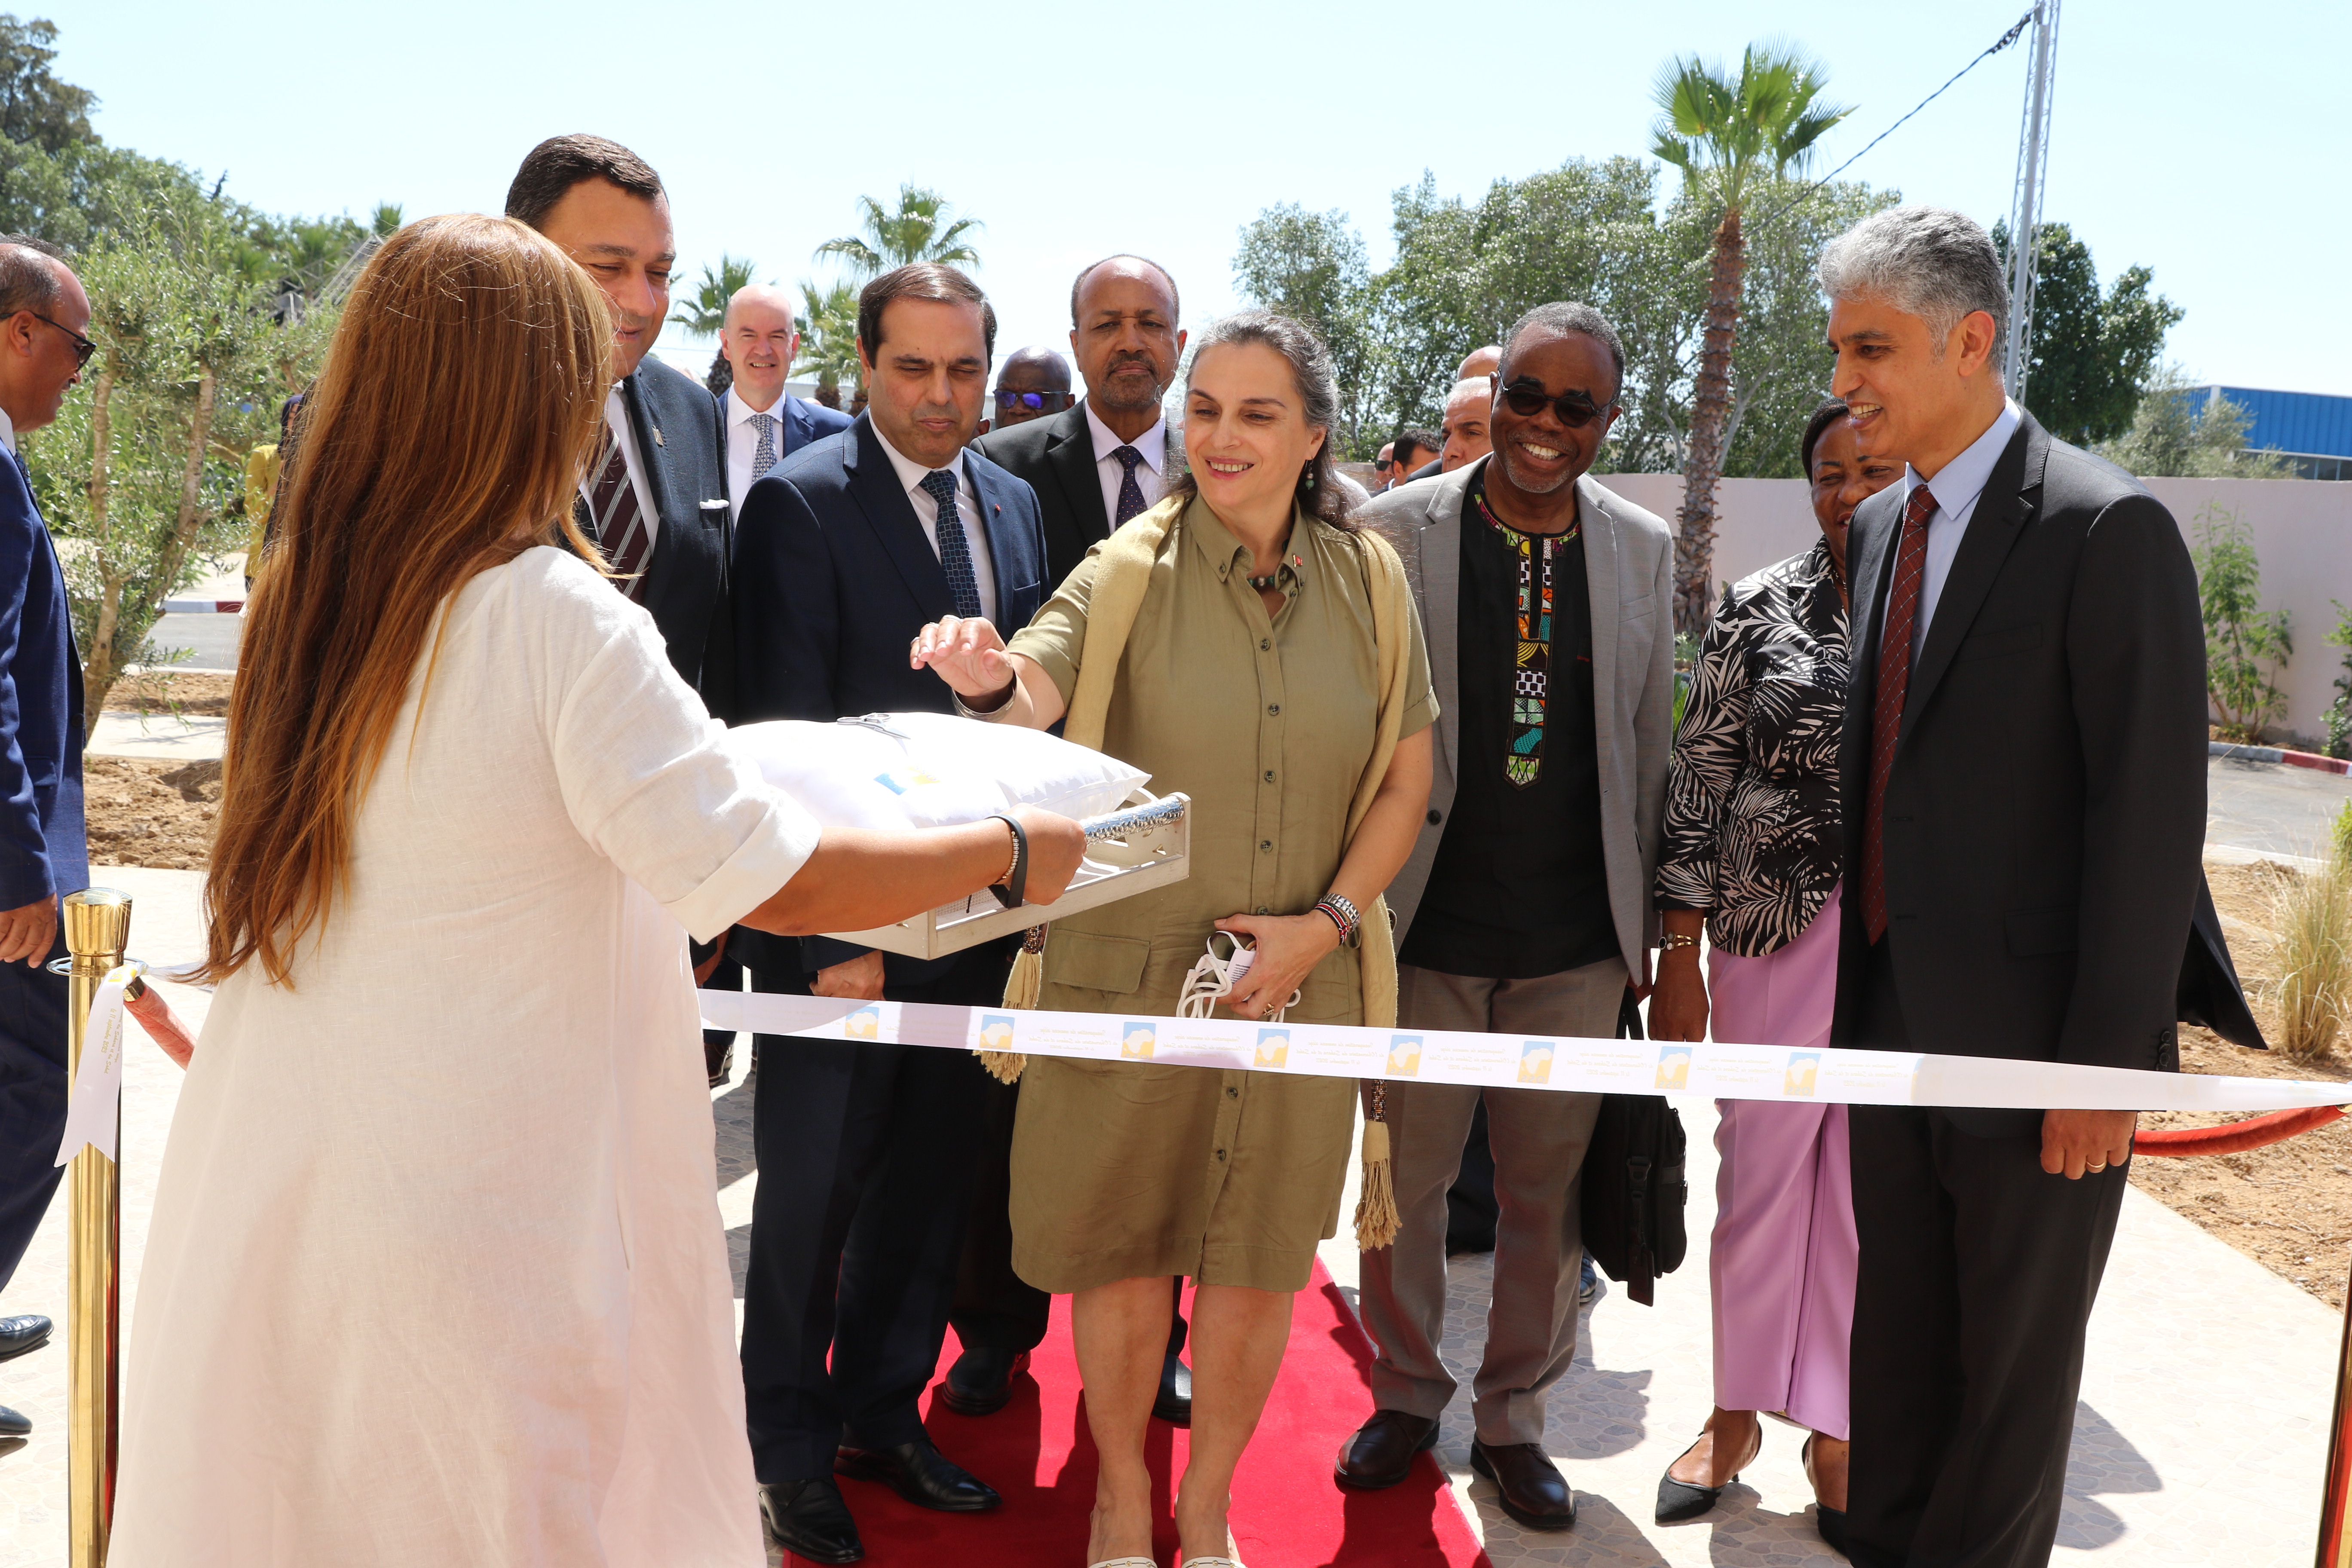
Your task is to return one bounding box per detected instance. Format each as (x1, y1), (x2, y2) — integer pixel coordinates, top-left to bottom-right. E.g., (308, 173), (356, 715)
(986, 812), (1028, 909)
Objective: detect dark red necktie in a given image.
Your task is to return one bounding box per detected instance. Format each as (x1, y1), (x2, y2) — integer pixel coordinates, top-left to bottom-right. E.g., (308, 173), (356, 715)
(583, 422), (650, 602)
(1860, 484), (1937, 944)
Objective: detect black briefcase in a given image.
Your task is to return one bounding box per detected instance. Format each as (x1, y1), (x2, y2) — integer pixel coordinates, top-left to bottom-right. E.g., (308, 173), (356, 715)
(1579, 988), (1689, 1305)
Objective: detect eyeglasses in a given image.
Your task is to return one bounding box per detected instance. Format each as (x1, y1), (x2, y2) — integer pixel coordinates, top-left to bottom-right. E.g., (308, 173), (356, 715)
(28, 312), (95, 369)
(995, 389), (1072, 413)
(1497, 379), (1616, 429)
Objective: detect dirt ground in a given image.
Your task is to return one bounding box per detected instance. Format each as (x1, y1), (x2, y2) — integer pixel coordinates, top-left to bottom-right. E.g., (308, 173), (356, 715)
(106, 669), (235, 717)
(84, 755), (219, 871)
(2135, 858), (2352, 1307)
(72, 714), (2352, 1306)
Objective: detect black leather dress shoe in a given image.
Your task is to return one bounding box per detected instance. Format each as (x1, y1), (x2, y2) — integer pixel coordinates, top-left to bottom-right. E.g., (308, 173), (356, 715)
(836, 1437), (1001, 1512)
(1334, 1409), (1439, 1490)
(0, 1314), (52, 1363)
(1152, 1350), (1193, 1426)
(940, 1347), (1030, 1417)
(759, 1477), (863, 1565)
(0, 1403), (29, 1438)
(1471, 1439), (1576, 1530)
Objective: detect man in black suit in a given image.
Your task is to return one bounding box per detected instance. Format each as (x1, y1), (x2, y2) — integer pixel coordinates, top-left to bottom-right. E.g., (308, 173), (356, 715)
(954, 254), (1195, 1427)
(731, 263), (1049, 1565)
(1821, 206), (2206, 1568)
(971, 254), (1184, 589)
(505, 135), (733, 710)
(717, 282), (852, 518)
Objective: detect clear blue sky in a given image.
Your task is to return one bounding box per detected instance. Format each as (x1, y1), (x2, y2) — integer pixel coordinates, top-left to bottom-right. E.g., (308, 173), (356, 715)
(39, 0), (2349, 398)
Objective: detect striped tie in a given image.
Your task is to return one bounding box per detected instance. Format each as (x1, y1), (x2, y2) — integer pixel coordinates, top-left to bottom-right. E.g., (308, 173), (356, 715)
(1859, 483), (1938, 944)
(749, 411), (780, 483)
(584, 421), (650, 602)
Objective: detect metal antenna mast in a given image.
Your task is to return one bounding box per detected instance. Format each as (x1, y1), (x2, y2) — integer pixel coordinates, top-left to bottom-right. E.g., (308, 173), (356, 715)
(2004, 0), (2062, 401)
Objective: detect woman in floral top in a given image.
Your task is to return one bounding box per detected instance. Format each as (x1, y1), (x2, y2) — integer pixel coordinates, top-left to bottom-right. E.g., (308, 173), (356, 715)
(1647, 400), (1901, 1551)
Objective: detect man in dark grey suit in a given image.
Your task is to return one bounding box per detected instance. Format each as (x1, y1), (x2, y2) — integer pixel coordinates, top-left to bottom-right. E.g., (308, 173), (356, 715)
(1340, 304), (1673, 1532)
(1821, 206), (2206, 1568)
(505, 135), (734, 710)
(730, 263), (1050, 1565)
(971, 254), (1185, 589)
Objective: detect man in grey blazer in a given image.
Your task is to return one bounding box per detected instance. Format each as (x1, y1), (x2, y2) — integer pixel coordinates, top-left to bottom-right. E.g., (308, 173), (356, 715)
(1339, 303), (1672, 1532)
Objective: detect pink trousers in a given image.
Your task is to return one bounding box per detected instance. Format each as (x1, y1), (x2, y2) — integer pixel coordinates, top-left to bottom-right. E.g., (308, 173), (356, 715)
(1703, 884), (1855, 1439)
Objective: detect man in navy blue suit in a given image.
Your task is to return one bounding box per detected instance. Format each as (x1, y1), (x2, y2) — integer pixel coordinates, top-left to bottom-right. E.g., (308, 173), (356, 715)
(731, 263), (1048, 1564)
(0, 236), (93, 1440)
(505, 135), (735, 712)
(716, 282), (851, 519)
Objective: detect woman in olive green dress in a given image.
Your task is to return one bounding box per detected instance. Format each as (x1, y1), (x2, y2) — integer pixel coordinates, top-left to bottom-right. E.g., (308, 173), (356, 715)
(912, 312), (1434, 1568)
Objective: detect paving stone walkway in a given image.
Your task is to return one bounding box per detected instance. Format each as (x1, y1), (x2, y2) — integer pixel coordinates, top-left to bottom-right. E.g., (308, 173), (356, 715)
(3, 867), (2345, 1567)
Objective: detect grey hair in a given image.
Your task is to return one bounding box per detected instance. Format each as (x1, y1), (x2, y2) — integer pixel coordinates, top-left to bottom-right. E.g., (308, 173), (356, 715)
(0, 235), (65, 322)
(1499, 302), (1626, 398)
(1173, 309), (1355, 530)
(1817, 205), (2009, 357)
(1444, 376), (1489, 408)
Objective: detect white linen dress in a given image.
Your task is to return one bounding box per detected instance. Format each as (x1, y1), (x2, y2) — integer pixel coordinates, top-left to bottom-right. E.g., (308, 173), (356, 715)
(110, 547), (816, 1568)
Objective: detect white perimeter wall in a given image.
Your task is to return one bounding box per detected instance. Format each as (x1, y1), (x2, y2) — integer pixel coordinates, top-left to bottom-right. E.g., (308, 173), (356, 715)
(1591, 474), (2352, 747)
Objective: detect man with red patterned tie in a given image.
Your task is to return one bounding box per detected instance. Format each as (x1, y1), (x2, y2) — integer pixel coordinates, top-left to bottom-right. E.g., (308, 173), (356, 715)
(1821, 207), (2205, 1568)
(505, 135), (734, 712)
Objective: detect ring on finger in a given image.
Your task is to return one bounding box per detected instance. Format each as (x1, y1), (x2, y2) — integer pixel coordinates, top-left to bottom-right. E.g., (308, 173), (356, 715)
(2086, 1161), (2107, 1173)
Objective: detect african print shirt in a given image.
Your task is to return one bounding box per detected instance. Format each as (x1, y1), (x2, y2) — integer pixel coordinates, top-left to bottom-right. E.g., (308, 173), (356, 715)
(1654, 537), (1850, 958)
(1470, 485), (1576, 787)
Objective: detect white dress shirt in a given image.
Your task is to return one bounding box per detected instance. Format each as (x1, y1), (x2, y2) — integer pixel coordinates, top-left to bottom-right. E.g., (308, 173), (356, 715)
(1085, 401), (1168, 526)
(870, 425), (998, 623)
(724, 385), (791, 520)
(1883, 398), (2024, 668)
(578, 385), (659, 553)
(0, 405), (15, 455)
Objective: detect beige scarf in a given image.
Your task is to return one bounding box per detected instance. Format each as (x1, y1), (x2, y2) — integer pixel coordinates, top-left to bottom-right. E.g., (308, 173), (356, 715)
(980, 492), (1412, 1247)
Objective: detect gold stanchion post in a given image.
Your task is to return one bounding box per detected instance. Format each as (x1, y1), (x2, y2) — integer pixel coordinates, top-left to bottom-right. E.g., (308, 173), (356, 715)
(2320, 1256), (2352, 1568)
(61, 888), (131, 1568)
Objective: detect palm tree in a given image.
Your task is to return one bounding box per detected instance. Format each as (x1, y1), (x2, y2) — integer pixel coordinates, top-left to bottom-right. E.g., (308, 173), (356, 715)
(1651, 42), (1848, 636)
(671, 253), (758, 337)
(794, 280), (863, 408)
(813, 185), (982, 279)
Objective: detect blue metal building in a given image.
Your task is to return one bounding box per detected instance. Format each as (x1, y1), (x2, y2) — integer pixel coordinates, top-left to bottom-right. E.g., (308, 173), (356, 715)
(2187, 386), (2352, 480)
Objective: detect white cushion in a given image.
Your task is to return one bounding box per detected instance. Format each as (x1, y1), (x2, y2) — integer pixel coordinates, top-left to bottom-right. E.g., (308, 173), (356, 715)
(729, 712), (1150, 833)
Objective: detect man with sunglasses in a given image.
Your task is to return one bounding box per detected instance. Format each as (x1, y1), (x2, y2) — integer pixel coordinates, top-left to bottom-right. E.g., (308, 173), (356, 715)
(1340, 303), (1673, 1532)
(0, 236), (94, 1444)
(983, 346), (1073, 433)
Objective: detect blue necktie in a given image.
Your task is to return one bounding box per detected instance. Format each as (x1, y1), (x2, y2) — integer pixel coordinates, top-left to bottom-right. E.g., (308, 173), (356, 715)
(1112, 445), (1148, 526)
(749, 411), (780, 482)
(922, 467), (983, 619)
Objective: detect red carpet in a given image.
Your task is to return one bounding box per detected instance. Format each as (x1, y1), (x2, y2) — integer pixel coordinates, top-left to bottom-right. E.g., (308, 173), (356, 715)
(796, 1262), (1489, 1566)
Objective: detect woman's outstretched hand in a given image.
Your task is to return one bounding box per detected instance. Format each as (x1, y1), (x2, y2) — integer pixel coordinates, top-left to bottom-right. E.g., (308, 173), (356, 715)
(911, 614), (1016, 704)
(1012, 806), (1087, 904)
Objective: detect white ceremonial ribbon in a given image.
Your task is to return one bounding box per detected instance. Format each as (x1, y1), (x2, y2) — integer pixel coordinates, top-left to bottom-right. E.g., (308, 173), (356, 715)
(55, 964), (136, 1166)
(699, 989), (2352, 1114)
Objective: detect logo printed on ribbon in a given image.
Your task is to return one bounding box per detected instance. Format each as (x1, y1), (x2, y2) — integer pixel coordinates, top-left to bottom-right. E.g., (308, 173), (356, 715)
(845, 1005), (882, 1041)
(979, 1013), (1016, 1052)
(1387, 1035), (1423, 1076)
(1518, 1040), (1556, 1084)
(1255, 1028), (1290, 1068)
(1121, 1022), (1157, 1060)
(1655, 1046), (1693, 1091)
(1784, 1051), (1822, 1096)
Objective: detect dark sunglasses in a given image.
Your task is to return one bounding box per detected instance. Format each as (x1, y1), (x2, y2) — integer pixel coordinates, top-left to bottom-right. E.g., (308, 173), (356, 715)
(1498, 379), (1615, 429)
(28, 312), (95, 369)
(995, 389), (1072, 413)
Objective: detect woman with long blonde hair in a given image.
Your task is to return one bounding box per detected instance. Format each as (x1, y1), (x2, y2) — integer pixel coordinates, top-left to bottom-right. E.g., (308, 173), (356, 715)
(108, 214), (1082, 1568)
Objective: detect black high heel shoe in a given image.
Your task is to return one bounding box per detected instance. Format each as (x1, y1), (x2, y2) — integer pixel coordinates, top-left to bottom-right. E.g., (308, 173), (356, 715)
(1654, 1420), (1761, 1523)
(1804, 1433), (1851, 1557)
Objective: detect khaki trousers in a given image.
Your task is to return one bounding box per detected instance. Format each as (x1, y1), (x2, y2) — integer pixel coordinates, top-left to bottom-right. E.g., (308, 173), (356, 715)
(1356, 958), (1619, 1444)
